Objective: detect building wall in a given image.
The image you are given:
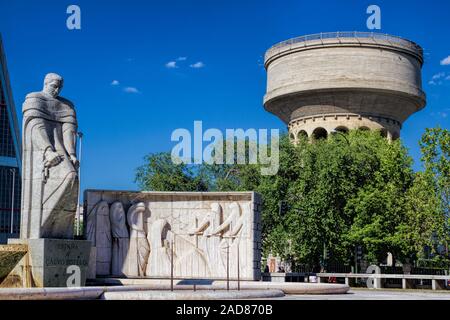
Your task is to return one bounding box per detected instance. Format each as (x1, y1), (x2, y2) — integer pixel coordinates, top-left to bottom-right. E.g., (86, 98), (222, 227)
(0, 166), (20, 243)
(0, 36), (21, 244)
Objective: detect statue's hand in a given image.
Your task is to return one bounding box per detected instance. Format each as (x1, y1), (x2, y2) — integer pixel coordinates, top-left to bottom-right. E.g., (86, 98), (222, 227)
(44, 150), (62, 168)
(69, 154), (79, 169)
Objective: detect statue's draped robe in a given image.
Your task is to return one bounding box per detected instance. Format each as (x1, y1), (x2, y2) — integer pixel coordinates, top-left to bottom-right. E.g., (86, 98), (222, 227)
(124, 205), (150, 277)
(110, 204), (130, 277)
(147, 219), (172, 276)
(202, 211), (224, 277)
(86, 201), (112, 275)
(21, 92), (78, 239)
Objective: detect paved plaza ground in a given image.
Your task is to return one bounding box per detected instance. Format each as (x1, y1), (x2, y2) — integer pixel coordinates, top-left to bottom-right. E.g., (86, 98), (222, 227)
(278, 288), (450, 300)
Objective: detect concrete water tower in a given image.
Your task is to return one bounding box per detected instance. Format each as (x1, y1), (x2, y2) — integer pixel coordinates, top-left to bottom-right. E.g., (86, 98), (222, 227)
(263, 32), (426, 142)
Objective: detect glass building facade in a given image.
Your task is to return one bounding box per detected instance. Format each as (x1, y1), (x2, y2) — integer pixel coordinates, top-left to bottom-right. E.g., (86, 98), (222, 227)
(0, 35), (21, 244)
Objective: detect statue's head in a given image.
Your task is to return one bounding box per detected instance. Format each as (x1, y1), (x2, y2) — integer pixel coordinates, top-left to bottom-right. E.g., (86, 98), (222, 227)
(43, 73), (63, 97)
(110, 202), (125, 219)
(132, 202), (145, 212)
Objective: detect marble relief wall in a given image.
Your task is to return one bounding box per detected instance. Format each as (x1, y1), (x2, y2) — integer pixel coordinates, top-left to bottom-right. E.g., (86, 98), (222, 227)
(84, 191), (262, 281)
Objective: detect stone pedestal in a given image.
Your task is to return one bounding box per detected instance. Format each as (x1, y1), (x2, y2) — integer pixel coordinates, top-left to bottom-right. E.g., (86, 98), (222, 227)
(9, 238), (91, 287)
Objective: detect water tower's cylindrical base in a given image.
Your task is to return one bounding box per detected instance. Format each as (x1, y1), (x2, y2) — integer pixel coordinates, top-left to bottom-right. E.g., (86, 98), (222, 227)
(288, 113), (401, 142)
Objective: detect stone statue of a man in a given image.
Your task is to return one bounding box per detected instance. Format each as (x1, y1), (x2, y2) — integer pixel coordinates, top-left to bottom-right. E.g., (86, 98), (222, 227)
(21, 73), (79, 239)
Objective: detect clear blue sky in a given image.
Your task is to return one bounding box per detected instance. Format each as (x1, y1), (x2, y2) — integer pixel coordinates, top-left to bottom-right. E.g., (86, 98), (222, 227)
(0, 0), (449, 192)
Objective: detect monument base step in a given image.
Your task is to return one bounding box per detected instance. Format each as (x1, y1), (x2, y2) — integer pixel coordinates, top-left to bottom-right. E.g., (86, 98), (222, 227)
(3, 238), (91, 288)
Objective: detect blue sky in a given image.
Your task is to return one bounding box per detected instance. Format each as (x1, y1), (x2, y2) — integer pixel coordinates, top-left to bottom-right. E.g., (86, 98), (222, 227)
(0, 0), (449, 192)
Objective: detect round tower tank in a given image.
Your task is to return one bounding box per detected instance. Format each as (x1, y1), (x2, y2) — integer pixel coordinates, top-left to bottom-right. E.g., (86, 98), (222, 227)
(263, 32), (426, 141)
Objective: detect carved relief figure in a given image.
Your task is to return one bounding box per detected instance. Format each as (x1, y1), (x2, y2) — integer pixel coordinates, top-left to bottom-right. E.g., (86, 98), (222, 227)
(124, 202), (150, 276)
(211, 202), (245, 274)
(21, 73), (79, 239)
(110, 201), (130, 277)
(190, 203), (224, 276)
(85, 202), (98, 246)
(87, 201), (112, 275)
(146, 219), (173, 276)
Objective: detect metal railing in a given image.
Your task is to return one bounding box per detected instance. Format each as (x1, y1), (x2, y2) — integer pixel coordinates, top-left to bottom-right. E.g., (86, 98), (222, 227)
(265, 31), (423, 61)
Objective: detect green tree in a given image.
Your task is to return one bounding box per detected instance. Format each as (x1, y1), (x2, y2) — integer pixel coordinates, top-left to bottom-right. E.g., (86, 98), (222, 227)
(344, 135), (414, 265)
(417, 127), (450, 257)
(135, 152), (209, 191)
(395, 171), (444, 260)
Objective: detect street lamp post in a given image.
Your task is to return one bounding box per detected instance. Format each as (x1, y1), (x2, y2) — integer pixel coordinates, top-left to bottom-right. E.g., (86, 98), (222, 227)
(9, 168), (15, 234)
(171, 237), (174, 291)
(221, 232), (241, 291)
(76, 132), (83, 237)
(226, 242), (230, 291)
(237, 244), (240, 291)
